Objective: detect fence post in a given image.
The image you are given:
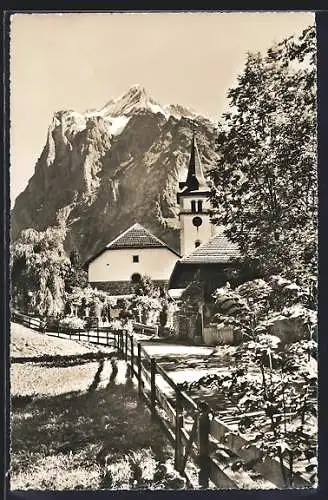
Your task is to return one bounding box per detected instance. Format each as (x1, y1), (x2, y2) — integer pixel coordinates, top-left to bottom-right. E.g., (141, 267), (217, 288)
(106, 329), (109, 346)
(150, 358), (156, 417)
(137, 342), (142, 397)
(125, 330), (128, 361)
(97, 322), (99, 344)
(198, 401), (210, 489)
(121, 330), (124, 356)
(121, 331), (124, 356)
(175, 389), (184, 472)
(130, 335), (134, 375)
(118, 331), (121, 354)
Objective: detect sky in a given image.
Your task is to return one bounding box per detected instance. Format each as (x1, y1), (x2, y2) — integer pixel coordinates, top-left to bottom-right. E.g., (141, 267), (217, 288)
(10, 11), (315, 205)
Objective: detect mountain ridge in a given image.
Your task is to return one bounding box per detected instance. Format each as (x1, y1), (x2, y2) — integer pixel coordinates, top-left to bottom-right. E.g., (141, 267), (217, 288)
(11, 85), (218, 262)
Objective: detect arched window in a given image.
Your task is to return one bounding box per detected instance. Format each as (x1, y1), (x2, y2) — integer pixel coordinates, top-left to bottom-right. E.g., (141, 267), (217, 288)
(191, 200), (196, 212)
(195, 240), (201, 248)
(131, 273), (141, 283)
(197, 200), (203, 212)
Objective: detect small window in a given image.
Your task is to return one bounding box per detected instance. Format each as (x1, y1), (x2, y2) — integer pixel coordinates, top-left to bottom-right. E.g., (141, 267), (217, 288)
(197, 200), (203, 212)
(191, 200), (196, 212)
(133, 255), (139, 263)
(195, 240), (201, 248)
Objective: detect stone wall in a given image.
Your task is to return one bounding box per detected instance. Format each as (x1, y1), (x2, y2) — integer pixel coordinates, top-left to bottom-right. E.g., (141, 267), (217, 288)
(90, 280), (168, 295)
(172, 304), (201, 342)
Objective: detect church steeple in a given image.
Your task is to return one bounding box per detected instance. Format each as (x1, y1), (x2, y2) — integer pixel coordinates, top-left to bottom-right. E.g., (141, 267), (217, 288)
(178, 134), (210, 201)
(177, 132), (216, 256)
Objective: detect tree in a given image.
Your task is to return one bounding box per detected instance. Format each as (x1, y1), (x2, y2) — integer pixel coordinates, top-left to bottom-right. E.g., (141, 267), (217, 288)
(11, 225), (69, 316)
(209, 25), (317, 285)
(65, 248), (88, 292)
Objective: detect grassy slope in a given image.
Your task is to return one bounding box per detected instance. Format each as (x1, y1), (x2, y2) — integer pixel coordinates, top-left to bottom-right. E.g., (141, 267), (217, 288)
(10, 324), (188, 490)
(11, 322), (114, 358)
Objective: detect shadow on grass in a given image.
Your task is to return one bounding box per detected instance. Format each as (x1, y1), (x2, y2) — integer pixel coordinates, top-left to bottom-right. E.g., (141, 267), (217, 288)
(11, 350), (117, 367)
(11, 359), (170, 476)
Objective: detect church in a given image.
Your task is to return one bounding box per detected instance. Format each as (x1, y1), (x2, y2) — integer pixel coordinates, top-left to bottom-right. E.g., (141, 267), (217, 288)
(86, 135), (240, 296)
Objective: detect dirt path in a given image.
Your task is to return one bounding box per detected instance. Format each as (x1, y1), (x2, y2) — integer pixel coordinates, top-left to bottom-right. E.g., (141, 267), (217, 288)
(137, 340), (237, 397)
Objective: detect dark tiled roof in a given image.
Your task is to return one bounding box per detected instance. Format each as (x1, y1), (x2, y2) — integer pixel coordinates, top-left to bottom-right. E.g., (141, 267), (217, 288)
(107, 223), (178, 253)
(180, 233), (241, 264)
(84, 223), (180, 266)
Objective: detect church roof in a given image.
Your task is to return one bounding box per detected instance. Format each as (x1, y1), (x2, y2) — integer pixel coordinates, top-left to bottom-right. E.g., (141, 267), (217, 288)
(107, 223), (174, 250)
(178, 136), (210, 195)
(168, 233), (241, 290)
(180, 233), (241, 264)
(169, 234), (241, 289)
(85, 223), (181, 265)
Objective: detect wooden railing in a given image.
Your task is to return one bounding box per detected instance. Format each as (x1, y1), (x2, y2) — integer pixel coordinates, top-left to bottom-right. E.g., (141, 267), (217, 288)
(11, 311), (312, 489)
(11, 311), (118, 346)
(11, 310), (41, 330)
(116, 329), (312, 489)
(132, 322), (158, 336)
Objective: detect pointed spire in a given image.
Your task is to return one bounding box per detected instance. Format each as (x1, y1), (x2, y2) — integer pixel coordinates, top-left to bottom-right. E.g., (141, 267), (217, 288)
(179, 131), (209, 192)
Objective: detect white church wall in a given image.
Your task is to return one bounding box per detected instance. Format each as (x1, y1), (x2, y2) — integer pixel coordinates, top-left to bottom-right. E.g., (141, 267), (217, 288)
(88, 247), (179, 283)
(181, 193), (210, 211)
(180, 215), (214, 256)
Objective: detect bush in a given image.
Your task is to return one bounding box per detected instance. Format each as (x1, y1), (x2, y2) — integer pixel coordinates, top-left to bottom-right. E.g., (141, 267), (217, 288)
(108, 320), (124, 331)
(59, 316), (85, 331)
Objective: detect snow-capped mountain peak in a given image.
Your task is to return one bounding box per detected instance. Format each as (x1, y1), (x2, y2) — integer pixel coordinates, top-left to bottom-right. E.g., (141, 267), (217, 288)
(97, 84), (163, 118)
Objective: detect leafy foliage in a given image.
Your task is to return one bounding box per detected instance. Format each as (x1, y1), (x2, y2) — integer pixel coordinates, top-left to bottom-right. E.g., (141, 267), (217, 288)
(67, 286), (115, 320)
(209, 25), (317, 283)
(180, 275), (317, 486)
(115, 275), (172, 328)
(11, 226), (69, 317)
(59, 316), (86, 331)
(65, 249), (88, 293)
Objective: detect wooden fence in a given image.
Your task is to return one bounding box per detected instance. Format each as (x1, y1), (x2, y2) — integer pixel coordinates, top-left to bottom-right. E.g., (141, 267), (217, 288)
(12, 310), (42, 331)
(11, 311), (118, 346)
(133, 322), (158, 336)
(116, 330), (312, 489)
(11, 311), (312, 489)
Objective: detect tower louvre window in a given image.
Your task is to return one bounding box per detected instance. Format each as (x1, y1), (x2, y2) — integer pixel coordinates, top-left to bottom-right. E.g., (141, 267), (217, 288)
(191, 200), (196, 212)
(133, 255), (139, 263)
(197, 200), (203, 212)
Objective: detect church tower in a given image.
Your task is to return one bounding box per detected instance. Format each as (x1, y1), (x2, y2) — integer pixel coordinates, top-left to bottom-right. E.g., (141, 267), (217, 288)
(177, 135), (217, 256)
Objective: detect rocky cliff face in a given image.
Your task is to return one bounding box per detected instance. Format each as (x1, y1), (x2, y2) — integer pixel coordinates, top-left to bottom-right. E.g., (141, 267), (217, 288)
(11, 85), (217, 262)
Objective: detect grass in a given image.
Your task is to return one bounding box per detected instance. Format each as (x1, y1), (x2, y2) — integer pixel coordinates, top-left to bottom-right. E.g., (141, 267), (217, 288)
(11, 321), (114, 359)
(11, 363), (186, 490)
(10, 324), (188, 490)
